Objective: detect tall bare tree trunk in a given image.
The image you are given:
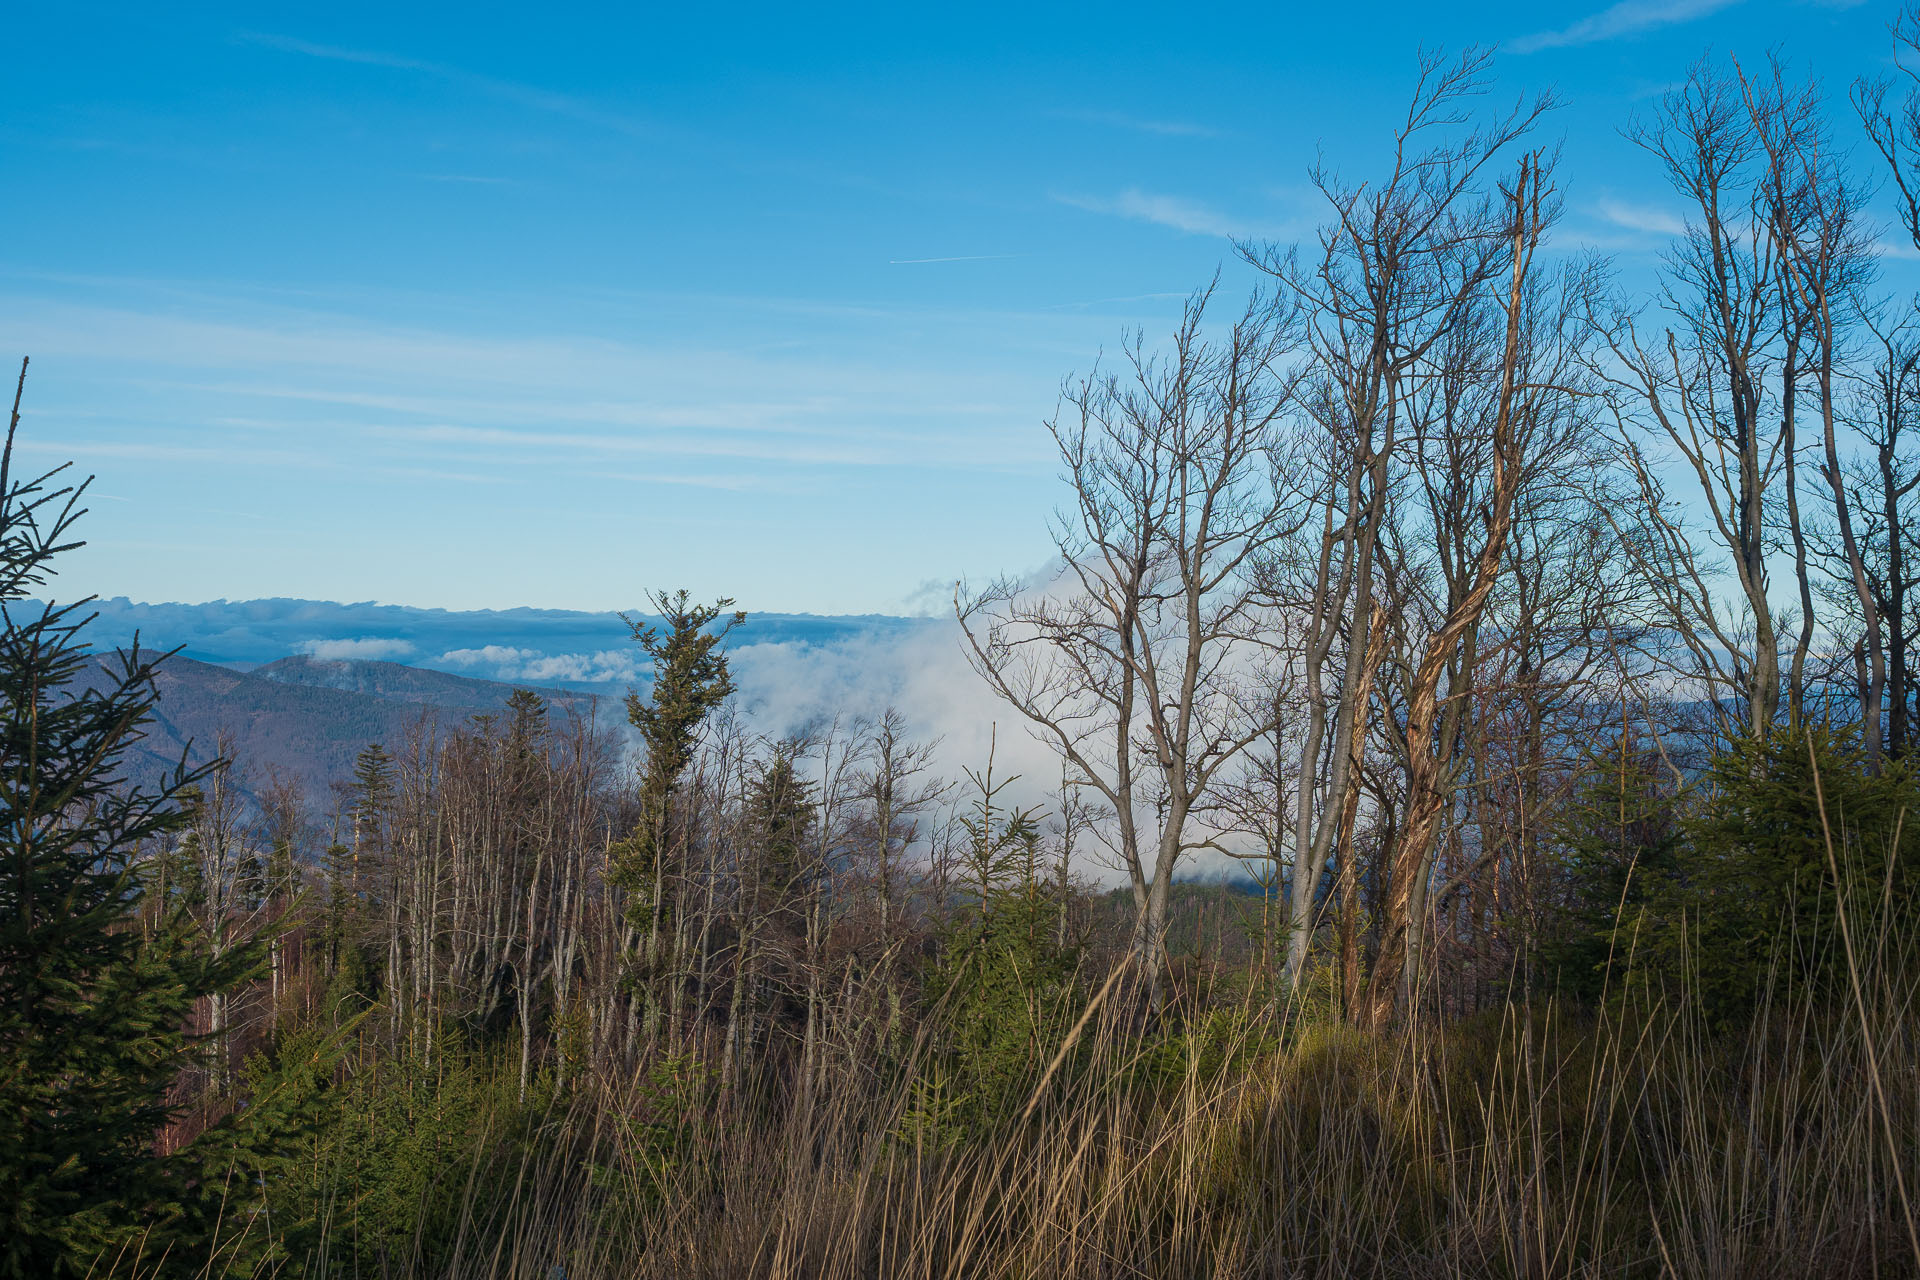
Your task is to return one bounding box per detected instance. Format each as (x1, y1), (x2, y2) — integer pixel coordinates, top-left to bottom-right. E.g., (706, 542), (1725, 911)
(1364, 154), (1547, 1029)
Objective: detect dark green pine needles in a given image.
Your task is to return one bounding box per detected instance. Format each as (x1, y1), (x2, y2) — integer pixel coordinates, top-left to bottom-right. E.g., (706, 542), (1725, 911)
(0, 362), (263, 1279)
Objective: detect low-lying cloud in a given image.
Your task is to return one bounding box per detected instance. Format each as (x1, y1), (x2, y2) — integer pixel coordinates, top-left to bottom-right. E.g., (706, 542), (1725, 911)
(438, 645), (644, 685)
(297, 636), (417, 661)
(64, 595), (1259, 886)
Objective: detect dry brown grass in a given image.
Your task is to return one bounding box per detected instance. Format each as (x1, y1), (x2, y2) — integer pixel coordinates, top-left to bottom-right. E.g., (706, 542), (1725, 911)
(395, 941), (1920, 1280)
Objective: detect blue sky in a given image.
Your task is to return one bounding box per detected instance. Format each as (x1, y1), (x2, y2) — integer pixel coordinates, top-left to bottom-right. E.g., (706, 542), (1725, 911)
(0, 0), (1894, 614)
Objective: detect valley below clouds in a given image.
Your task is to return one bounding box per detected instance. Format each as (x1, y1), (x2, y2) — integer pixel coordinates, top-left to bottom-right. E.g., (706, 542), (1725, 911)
(67, 594), (1074, 836)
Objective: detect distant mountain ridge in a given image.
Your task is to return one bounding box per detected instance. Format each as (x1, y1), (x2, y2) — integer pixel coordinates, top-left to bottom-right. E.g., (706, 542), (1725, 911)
(250, 654), (581, 708)
(53, 597), (942, 805)
(48, 596), (936, 693)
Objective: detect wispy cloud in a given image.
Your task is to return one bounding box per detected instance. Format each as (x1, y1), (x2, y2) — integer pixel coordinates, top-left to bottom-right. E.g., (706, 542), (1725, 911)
(236, 31), (668, 139)
(380, 422), (890, 468)
(237, 32), (432, 72)
(1041, 291), (1189, 312)
(1057, 109), (1220, 139)
(0, 290), (1058, 480)
(9, 438), (318, 466)
(593, 469), (778, 492)
(887, 254), (1018, 265)
(1054, 188), (1281, 239)
(1509, 0), (1744, 54)
(370, 464), (507, 485)
(1596, 196), (1689, 236)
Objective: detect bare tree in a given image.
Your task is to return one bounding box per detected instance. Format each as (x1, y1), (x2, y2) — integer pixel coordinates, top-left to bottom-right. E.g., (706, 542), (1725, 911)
(1857, 7), (1920, 255)
(1360, 152), (1571, 1026)
(1243, 47), (1553, 985)
(1594, 61), (1803, 738)
(959, 284), (1301, 1005)
(849, 709), (946, 973)
(1855, 16), (1920, 756)
(172, 734), (275, 1084)
(1745, 58), (1881, 758)
(1846, 330), (1920, 757)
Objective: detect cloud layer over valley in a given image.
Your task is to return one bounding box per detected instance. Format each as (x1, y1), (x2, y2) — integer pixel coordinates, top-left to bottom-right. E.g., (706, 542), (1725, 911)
(68, 596), (1078, 848)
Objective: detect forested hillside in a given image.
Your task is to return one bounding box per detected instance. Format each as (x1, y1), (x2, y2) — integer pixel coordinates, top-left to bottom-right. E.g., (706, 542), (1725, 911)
(74, 652), (582, 800)
(10, 22), (1920, 1280)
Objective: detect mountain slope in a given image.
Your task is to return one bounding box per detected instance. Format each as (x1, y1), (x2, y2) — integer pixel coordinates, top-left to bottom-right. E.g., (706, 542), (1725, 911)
(84, 652), (582, 802)
(250, 654), (579, 709)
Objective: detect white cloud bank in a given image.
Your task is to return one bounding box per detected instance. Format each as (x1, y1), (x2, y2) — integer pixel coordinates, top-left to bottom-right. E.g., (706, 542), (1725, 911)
(438, 645), (644, 685)
(297, 637), (417, 661)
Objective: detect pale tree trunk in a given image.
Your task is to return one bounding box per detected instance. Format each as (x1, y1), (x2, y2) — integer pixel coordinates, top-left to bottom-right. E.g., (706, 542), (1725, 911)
(1364, 155), (1547, 1029)
(1288, 475), (1387, 983)
(1261, 52), (1551, 987)
(1336, 606), (1388, 1019)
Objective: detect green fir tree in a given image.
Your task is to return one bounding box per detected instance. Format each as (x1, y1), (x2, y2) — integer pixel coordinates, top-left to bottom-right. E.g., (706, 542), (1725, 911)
(0, 363), (263, 1277)
(610, 590), (744, 995)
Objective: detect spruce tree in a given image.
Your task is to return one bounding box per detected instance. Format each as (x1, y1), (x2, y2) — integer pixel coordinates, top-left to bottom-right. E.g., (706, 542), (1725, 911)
(0, 363), (260, 1277)
(920, 755), (1079, 1130)
(748, 743), (817, 942)
(738, 744), (818, 1036)
(1533, 733), (1683, 1004)
(1652, 726), (1919, 1024)
(610, 591), (743, 959)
